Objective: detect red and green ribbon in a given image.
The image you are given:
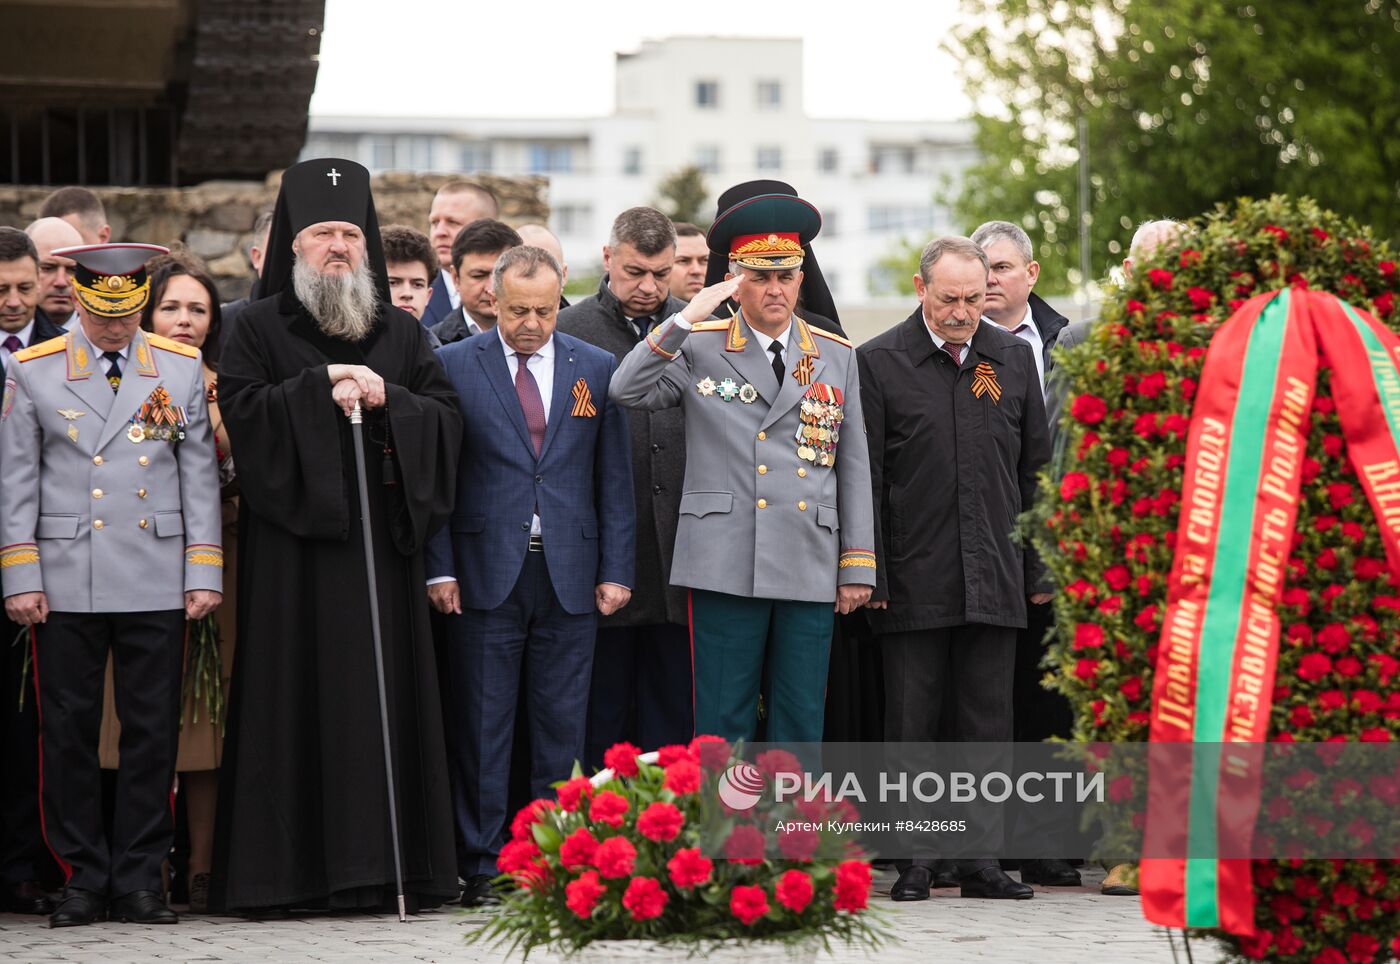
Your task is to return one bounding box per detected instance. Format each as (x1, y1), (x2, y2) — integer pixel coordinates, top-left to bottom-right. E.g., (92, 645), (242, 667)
(1141, 288), (1400, 936)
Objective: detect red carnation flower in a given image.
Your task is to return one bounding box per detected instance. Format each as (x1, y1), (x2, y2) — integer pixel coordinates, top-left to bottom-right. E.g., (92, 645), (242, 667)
(1132, 412), (1159, 439)
(1317, 623), (1351, 653)
(1103, 566), (1132, 591)
(1346, 933), (1380, 962)
(1137, 371), (1168, 398)
(1133, 605), (1160, 631)
(636, 801), (685, 842)
(1318, 690), (1347, 712)
(663, 759), (702, 795)
(1179, 249), (1202, 267)
(1376, 291), (1396, 318)
(775, 869), (814, 913)
(667, 847), (713, 888)
(1147, 268), (1174, 290)
(1121, 676), (1143, 703)
(656, 743), (697, 766)
(1186, 287), (1215, 310)
(756, 748), (802, 777)
(556, 775), (593, 812)
(1316, 548), (1338, 571)
(1341, 521), (1366, 542)
(559, 826), (599, 870)
(1073, 623), (1105, 650)
(622, 876), (668, 922)
(1336, 655), (1363, 678)
(724, 824), (767, 865)
(1070, 394), (1108, 425)
(565, 870), (605, 919)
(1369, 653), (1400, 683)
(594, 835), (637, 878)
(1327, 482), (1356, 509)
(589, 790), (630, 827)
(691, 734), (731, 771)
(497, 838), (541, 875)
(1355, 557), (1387, 580)
(1289, 704), (1314, 728)
(1106, 447), (1131, 470)
(1312, 948), (1346, 964)
(1125, 299), (1148, 315)
(1074, 658), (1100, 682)
(834, 859), (872, 912)
(1260, 224), (1290, 243)
(778, 826), (819, 861)
(510, 798), (554, 841)
(1354, 690), (1382, 714)
(1333, 882), (1359, 906)
(730, 884), (769, 925)
(1297, 652), (1333, 682)
(1058, 471), (1091, 502)
(1065, 579), (1097, 602)
(1380, 260), (1397, 277)
(1362, 728), (1392, 742)
(603, 742), (641, 777)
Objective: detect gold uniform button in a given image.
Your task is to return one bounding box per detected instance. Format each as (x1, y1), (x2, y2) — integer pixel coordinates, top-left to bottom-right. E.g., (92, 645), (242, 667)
(92, 456), (103, 466)
(798, 501), (808, 511)
(138, 488), (148, 499)
(138, 456), (149, 466)
(93, 520), (104, 530)
(797, 467), (807, 478)
(757, 499), (767, 509)
(139, 519), (148, 529)
(757, 431), (766, 441)
(758, 465), (768, 475)
(92, 488), (103, 499)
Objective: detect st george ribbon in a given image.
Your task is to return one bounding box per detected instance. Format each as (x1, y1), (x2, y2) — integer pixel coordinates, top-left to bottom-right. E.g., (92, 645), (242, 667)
(1142, 288), (1400, 935)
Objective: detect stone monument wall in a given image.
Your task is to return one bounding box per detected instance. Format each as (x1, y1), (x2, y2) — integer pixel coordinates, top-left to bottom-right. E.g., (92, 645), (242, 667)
(0, 172), (550, 301)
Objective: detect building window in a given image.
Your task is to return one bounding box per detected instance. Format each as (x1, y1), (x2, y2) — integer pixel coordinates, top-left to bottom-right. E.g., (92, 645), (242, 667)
(866, 204), (936, 234)
(694, 144), (721, 174)
(622, 146), (642, 176)
(695, 80), (720, 109)
(406, 136), (433, 171)
(369, 137), (396, 172)
(755, 145), (782, 172)
(818, 147), (839, 173)
(756, 80), (782, 110)
(459, 142), (493, 173)
(871, 145), (917, 175)
(553, 204), (592, 237)
(527, 143), (574, 174)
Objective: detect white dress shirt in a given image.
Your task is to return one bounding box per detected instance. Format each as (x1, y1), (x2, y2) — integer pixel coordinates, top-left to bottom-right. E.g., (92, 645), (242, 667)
(440, 269), (461, 310)
(502, 328), (555, 536)
(992, 304), (1046, 392)
(749, 321), (792, 373)
(0, 319), (36, 372)
(922, 314), (972, 362)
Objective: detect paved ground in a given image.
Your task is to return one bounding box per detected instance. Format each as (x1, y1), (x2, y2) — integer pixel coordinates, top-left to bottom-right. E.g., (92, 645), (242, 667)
(0, 867), (1210, 962)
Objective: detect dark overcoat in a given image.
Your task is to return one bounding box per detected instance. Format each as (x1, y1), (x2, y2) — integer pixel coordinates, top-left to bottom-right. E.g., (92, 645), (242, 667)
(557, 278), (688, 626)
(857, 309), (1050, 635)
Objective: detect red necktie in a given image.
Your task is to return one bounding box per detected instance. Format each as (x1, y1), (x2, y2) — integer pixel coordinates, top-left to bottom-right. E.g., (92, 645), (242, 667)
(942, 342), (963, 366)
(514, 352), (546, 456)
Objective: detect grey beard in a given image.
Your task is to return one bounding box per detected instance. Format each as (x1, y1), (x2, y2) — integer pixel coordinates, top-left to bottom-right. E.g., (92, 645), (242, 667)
(292, 256), (378, 342)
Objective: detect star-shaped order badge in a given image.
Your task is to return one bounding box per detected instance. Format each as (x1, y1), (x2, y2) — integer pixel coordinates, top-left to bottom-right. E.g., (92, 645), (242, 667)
(696, 376), (717, 397)
(971, 362), (1002, 403)
(716, 378), (740, 401)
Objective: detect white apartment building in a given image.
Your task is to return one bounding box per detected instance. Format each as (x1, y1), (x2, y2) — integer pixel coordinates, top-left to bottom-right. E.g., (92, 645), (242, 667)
(303, 36), (976, 305)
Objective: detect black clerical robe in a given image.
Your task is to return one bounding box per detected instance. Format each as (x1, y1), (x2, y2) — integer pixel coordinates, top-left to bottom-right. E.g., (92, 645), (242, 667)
(210, 289), (462, 913)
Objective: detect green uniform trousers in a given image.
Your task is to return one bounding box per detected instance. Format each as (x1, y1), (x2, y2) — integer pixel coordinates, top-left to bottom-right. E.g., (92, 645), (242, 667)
(689, 589), (833, 744)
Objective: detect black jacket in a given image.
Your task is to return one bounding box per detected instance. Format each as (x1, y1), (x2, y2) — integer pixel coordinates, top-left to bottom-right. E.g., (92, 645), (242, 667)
(557, 277), (689, 626)
(28, 309), (67, 345)
(858, 309), (1051, 634)
(1026, 291), (1069, 379)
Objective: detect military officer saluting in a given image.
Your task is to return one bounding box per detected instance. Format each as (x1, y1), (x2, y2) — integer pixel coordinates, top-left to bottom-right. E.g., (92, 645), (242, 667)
(611, 193), (875, 743)
(0, 243), (222, 927)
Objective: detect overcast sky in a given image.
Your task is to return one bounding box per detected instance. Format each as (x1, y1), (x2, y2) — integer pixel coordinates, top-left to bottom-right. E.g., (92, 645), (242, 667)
(309, 0), (972, 121)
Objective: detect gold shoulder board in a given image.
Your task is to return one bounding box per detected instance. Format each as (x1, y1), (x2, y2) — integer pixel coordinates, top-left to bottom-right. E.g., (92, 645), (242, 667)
(810, 328), (853, 348)
(12, 337), (65, 363)
(690, 320), (731, 332)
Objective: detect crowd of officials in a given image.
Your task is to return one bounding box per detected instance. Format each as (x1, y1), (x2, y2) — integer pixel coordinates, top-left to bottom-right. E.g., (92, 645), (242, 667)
(0, 159), (1181, 927)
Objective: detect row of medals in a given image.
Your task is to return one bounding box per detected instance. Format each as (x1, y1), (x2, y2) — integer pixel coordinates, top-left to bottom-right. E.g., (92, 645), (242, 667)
(797, 394), (840, 467)
(128, 419), (187, 444)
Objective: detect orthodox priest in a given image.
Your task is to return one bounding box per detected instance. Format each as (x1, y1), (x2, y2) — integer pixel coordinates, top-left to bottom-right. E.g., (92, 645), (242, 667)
(210, 158), (462, 914)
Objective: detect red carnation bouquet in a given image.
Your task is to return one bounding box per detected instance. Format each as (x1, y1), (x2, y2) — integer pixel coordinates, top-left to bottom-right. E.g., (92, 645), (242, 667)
(466, 738), (885, 958)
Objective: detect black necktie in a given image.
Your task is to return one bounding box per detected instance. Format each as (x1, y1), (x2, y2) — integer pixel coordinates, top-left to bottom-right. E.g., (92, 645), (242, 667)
(103, 351), (122, 392)
(769, 341), (785, 386)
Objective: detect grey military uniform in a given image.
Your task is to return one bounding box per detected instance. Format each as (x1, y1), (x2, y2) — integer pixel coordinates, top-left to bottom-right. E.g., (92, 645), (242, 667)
(610, 311), (876, 602)
(0, 328), (223, 608)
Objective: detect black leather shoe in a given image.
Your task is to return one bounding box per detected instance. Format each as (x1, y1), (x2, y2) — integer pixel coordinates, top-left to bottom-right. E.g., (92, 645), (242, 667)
(110, 890), (178, 924)
(1019, 858), (1082, 887)
(48, 888), (106, 927)
(3, 879), (54, 915)
(889, 865), (931, 902)
(931, 866), (960, 888)
(960, 866), (1034, 899)
(460, 873), (501, 907)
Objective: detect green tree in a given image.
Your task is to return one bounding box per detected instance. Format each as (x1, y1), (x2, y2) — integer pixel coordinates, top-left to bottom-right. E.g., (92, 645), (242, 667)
(654, 165), (710, 226)
(947, 0), (1400, 290)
